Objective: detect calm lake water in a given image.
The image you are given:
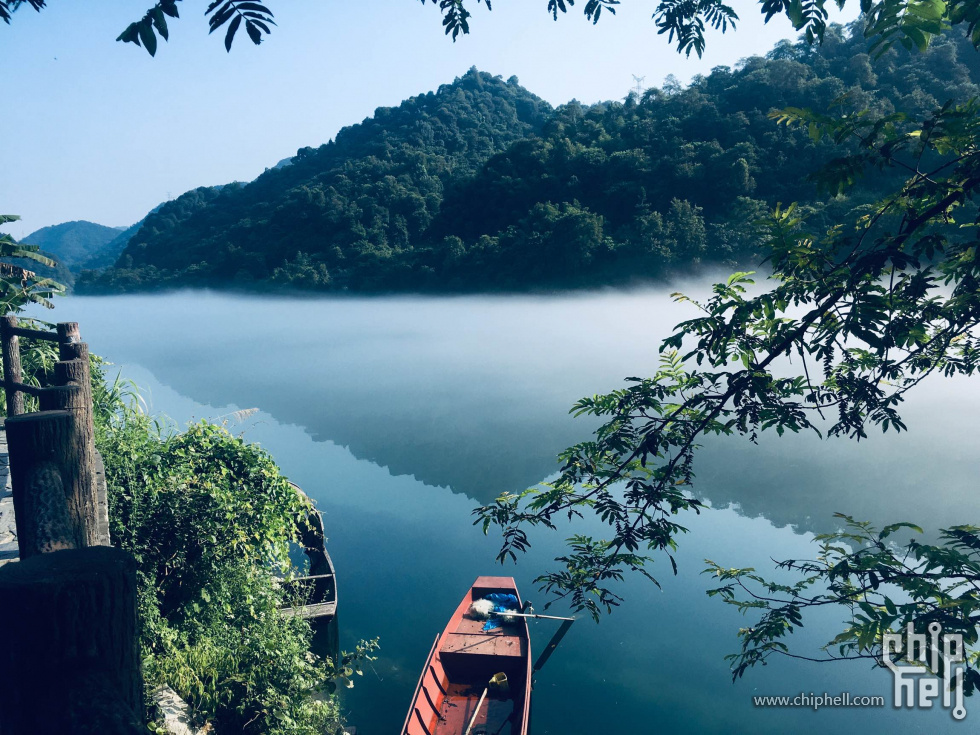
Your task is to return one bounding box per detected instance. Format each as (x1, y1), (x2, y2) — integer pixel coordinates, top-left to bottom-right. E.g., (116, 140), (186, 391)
(29, 287), (980, 733)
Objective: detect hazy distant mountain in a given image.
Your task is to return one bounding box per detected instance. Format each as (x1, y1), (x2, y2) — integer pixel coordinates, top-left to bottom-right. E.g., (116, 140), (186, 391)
(22, 220), (124, 270)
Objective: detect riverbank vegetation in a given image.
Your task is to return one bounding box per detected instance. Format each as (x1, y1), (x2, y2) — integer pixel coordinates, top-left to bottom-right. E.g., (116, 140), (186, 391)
(99, 409), (354, 733)
(0, 328), (376, 733)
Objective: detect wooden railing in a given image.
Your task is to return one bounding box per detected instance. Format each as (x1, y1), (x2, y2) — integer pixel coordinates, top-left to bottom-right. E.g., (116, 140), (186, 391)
(0, 318), (91, 411)
(0, 315), (108, 551)
(0, 315), (143, 734)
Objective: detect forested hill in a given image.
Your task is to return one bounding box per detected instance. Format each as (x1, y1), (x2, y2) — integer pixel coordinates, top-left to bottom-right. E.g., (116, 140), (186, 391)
(14, 219), (126, 288)
(23, 220), (124, 270)
(78, 69), (553, 292)
(78, 30), (980, 294)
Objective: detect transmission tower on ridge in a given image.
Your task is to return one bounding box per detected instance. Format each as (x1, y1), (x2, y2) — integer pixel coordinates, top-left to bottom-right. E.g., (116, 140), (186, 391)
(631, 74), (646, 97)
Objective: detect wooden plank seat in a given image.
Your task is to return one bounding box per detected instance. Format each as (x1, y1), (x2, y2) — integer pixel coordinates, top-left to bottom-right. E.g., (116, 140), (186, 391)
(281, 600), (337, 619)
(441, 632), (525, 658)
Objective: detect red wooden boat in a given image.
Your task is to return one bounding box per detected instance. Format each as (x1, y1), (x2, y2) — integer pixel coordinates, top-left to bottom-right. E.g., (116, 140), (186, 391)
(402, 576), (532, 735)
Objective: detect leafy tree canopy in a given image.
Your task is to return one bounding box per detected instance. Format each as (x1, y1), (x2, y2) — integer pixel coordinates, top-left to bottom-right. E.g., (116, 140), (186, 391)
(0, 214), (65, 313)
(0, 0), (975, 60)
(465, 14), (980, 694)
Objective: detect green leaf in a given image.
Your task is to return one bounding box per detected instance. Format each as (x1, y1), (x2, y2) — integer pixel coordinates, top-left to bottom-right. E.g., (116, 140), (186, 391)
(224, 13), (242, 51)
(151, 6), (169, 40)
(116, 22), (141, 45)
(138, 18), (157, 56)
(245, 18), (262, 44)
(881, 522), (923, 539)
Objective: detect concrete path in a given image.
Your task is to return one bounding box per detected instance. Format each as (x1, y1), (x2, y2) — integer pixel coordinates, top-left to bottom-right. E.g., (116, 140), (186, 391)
(0, 422), (16, 565)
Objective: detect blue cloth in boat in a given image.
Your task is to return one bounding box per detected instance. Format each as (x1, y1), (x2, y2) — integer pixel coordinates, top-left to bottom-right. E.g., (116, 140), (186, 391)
(481, 593), (521, 631)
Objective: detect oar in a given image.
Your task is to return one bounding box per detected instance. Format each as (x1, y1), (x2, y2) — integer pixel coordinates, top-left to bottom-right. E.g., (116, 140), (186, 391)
(463, 686), (489, 735)
(480, 610), (576, 672)
(496, 612), (574, 621)
(463, 672), (508, 735)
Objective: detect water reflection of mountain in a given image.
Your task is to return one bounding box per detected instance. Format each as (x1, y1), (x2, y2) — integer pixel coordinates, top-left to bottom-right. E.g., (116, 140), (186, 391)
(55, 291), (980, 534)
(64, 291), (632, 503)
(696, 402), (980, 538)
(158, 361), (601, 504)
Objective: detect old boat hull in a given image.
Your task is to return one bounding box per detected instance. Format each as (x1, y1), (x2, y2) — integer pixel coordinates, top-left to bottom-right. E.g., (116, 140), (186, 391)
(402, 576), (532, 735)
(281, 484), (339, 661)
(279, 550), (339, 662)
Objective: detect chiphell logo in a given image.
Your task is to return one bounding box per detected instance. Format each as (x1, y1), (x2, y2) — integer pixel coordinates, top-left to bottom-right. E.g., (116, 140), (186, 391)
(883, 622), (966, 721)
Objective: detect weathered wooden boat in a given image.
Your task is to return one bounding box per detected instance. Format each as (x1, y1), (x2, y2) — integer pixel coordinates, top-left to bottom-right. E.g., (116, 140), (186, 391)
(402, 576), (532, 735)
(279, 546), (338, 661)
(279, 483), (339, 662)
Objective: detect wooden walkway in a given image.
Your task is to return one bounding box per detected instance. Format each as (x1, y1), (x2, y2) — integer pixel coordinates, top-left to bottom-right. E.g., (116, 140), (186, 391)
(0, 422), (15, 566)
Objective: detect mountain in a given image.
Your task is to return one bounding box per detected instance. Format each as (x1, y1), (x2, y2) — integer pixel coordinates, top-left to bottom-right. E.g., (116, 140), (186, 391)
(79, 220), (144, 271)
(78, 68), (552, 293)
(78, 30), (980, 294)
(22, 220), (124, 270)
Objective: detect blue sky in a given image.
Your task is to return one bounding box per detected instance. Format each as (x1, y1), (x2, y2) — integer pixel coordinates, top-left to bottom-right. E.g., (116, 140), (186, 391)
(1, 0), (857, 238)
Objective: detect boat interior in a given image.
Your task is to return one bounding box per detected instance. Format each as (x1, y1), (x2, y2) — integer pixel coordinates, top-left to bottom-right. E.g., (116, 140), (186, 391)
(404, 577), (530, 735)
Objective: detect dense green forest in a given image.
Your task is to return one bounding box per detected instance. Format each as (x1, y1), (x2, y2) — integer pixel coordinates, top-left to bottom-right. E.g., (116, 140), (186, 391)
(81, 220), (145, 270)
(76, 22), (980, 294)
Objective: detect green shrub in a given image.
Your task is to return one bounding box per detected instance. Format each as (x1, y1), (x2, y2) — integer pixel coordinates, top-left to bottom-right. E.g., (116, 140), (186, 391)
(96, 400), (375, 732)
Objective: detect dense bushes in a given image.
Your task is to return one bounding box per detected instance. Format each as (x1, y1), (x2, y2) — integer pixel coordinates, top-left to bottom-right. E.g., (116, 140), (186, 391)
(94, 400), (375, 733)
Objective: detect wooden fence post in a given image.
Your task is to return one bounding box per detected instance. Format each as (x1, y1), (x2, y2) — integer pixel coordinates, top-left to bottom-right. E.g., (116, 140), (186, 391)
(1, 315), (24, 416)
(57, 339), (111, 544)
(51, 352), (109, 543)
(58, 340), (90, 371)
(0, 546), (144, 734)
(5, 407), (99, 556)
(56, 320), (81, 345)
